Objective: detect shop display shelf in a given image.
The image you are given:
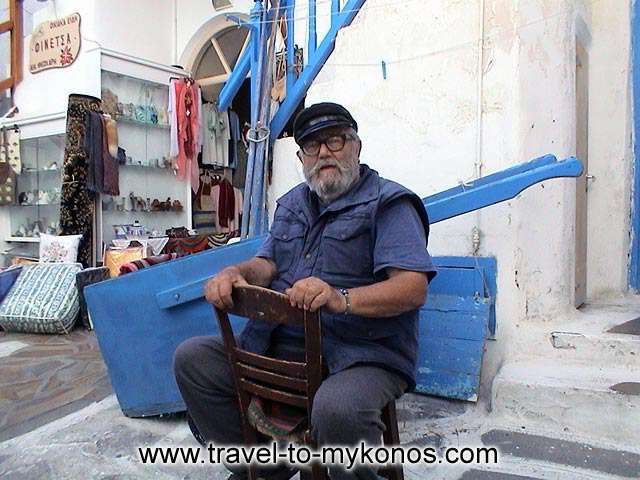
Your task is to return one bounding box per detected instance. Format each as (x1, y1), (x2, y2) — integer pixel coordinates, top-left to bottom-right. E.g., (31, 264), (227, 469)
(103, 209), (184, 214)
(21, 168), (60, 174)
(10, 203), (60, 207)
(121, 163), (173, 171)
(5, 236), (40, 243)
(116, 116), (170, 130)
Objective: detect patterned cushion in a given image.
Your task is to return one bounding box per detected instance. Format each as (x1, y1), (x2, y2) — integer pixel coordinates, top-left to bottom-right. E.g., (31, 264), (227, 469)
(0, 263), (82, 334)
(39, 233), (82, 263)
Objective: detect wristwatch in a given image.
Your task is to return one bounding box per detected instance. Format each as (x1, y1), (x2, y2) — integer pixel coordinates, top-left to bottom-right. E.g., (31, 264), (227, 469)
(339, 288), (351, 315)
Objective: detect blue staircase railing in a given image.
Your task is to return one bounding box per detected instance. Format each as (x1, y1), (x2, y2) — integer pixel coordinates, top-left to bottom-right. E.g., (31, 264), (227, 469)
(218, 0), (367, 238)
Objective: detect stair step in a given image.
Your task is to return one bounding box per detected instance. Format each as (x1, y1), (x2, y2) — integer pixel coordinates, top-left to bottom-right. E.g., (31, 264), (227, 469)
(480, 429), (640, 479)
(491, 361), (640, 447)
(549, 330), (640, 368)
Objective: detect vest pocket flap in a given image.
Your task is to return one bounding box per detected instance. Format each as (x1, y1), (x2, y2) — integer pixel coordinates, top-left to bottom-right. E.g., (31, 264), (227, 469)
(323, 217), (369, 241)
(271, 221), (306, 241)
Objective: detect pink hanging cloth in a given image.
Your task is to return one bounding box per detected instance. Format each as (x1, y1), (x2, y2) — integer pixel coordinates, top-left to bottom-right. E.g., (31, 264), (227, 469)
(175, 78), (201, 193)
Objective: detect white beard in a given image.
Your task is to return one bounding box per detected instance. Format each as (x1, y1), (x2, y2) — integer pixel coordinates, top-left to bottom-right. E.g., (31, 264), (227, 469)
(303, 158), (360, 203)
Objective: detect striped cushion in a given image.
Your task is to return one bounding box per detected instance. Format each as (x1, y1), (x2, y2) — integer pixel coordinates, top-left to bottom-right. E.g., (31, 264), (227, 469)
(0, 263), (82, 334)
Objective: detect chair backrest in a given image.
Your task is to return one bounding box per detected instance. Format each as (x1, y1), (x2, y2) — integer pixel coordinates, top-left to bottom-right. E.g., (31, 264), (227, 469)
(214, 285), (322, 415)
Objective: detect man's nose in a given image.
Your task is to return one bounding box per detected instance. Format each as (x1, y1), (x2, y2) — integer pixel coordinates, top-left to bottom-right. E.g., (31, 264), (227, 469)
(318, 141), (332, 159)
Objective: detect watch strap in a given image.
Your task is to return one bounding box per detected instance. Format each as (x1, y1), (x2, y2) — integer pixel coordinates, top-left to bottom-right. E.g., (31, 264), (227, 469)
(339, 288), (351, 315)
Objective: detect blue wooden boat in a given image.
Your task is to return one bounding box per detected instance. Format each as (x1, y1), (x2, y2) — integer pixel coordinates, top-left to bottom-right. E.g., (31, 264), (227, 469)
(85, 154), (582, 416)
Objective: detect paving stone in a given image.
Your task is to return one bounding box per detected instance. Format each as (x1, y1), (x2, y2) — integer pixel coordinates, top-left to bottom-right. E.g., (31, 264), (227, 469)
(610, 382), (640, 395)
(0, 341), (28, 358)
(608, 317), (640, 335)
(0, 330), (112, 442)
(0, 460), (54, 480)
(459, 470), (540, 480)
(481, 429), (640, 478)
(398, 393), (468, 422)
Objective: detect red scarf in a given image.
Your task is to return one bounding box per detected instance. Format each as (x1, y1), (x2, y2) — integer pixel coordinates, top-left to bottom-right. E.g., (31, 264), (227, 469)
(218, 179), (235, 228)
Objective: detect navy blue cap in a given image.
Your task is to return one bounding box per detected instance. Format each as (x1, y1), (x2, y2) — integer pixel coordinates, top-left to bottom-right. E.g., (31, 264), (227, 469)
(293, 102), (358, 144)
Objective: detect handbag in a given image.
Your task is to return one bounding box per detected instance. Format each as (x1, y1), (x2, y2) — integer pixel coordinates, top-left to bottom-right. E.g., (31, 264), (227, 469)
(0, 126), (21, 174)
(0, 160), (16, 206)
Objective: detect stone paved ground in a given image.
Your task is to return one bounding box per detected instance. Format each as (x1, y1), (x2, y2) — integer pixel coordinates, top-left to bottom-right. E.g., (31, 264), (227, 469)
(0, 330), (111, 442)
(1, 331), (639, 479)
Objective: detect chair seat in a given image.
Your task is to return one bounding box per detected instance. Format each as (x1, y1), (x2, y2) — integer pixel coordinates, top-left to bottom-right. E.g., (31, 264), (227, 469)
(247, 396), (308, 443)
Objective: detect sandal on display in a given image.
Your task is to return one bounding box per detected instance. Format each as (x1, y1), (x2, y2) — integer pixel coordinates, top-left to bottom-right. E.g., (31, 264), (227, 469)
(171, 200), (183, 212)
(160, 197), (172, 211)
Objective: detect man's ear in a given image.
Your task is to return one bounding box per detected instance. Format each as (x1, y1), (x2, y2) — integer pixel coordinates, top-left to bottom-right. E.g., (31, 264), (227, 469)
(356, 139), (362, 157)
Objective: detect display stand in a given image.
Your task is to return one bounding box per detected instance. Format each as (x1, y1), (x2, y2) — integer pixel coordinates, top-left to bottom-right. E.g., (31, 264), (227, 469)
(0, 114), (66, 265)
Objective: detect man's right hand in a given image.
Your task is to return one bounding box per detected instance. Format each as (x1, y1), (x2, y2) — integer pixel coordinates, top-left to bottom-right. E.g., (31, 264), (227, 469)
(204, 266), (249, 310)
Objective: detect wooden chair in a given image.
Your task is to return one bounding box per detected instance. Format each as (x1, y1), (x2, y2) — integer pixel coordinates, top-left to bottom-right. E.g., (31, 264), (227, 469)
(214, 285), (404, 480)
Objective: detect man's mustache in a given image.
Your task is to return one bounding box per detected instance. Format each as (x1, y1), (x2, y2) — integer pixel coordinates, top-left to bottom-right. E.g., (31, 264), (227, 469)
(308, 160), (345, 177)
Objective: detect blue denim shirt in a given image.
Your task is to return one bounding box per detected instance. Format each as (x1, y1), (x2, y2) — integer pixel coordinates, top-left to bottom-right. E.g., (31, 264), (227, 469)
(239, 164), (436, 389)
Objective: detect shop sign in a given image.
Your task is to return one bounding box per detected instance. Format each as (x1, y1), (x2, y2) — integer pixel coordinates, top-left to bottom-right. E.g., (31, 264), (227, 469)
(29, 13), (81, 74)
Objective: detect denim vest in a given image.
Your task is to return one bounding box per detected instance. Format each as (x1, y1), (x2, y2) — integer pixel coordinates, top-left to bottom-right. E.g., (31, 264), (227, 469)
(239, 165), (430, 389)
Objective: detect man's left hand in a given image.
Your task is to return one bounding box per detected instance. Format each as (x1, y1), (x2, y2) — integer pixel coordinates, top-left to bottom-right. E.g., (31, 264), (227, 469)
(285, 277), (345, 313)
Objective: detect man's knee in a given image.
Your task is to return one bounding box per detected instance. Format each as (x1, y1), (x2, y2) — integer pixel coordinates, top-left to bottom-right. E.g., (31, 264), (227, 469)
(311, 388), (360, 439)
(173, 336), (202, 380)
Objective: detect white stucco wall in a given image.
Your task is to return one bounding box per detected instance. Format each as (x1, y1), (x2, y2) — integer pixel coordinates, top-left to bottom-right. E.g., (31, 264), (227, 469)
(585, 1), (633, 298)
(92, 0), (174, 65)
(265, 0), (634, 373)
(14, 0), (101, 117)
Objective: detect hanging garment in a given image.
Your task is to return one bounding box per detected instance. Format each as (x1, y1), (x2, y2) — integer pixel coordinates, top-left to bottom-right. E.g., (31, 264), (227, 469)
(0, 126), (21, 174)
(84, 111), (104, 193)
(168, 79), (179, 158)
(228, 110), (241, 169)
(232, 136), (248, 191)
(100, 115), (120, 196)
(217, 178), (235, 228)
(175, 79), (201, 193)
(211, 182), (243, 234)
(197, 172), (217, 212)
(104, 115), (119, 157)
(60, 93), (102, 267)
(197, 86), (204, 153)
(271, 16), (288, 103)
(201, 103), (230, 167)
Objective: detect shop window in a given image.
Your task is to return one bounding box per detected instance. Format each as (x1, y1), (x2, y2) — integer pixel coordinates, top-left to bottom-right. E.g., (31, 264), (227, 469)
(0, 0), (23, 114)
(194, 26), (248, 103)
(212, 0), (232, 10)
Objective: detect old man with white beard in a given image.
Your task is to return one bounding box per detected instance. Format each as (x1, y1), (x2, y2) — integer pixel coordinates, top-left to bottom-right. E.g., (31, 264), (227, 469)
(174, 103), (437, 480)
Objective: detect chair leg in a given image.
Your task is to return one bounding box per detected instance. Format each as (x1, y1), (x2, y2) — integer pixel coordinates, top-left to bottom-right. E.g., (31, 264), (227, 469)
(248, 464), (259, 480)
(300, 463), (328, 480)
(380, 400), (404, 480)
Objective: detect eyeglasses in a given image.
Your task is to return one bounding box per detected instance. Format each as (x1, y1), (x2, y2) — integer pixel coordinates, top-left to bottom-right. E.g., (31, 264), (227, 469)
(299, 134), (355, 156)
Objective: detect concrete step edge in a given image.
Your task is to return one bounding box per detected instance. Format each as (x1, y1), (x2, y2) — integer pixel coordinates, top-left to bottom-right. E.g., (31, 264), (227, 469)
(494, 361), (640, 392)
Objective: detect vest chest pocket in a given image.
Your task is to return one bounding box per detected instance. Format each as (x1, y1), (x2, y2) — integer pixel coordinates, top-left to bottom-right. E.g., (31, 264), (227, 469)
(271, 220), (306, 275)
(321, 216), (372, 279)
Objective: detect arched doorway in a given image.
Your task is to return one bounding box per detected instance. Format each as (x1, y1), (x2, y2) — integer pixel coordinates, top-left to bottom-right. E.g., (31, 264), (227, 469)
(181, 17), (251, 238)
